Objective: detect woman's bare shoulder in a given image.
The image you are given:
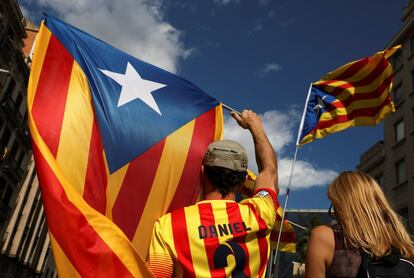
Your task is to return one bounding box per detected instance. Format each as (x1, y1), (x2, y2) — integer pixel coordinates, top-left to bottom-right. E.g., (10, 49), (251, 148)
(305, 225), (336, 278)
(310, 225), (335, 245)
(311, 224), (333, 233)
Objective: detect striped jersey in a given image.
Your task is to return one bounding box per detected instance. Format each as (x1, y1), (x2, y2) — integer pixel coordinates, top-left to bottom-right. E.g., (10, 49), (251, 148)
(147, 188), (277, 277)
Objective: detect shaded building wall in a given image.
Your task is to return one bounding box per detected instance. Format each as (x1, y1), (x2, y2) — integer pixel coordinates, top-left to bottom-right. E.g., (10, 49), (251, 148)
(0, 0), (31, 243)
(0, 0), (57, 276)
(358, 0), (414, 232)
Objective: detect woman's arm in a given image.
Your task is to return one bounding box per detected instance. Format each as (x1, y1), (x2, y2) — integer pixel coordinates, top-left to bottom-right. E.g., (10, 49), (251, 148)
(304, 225), (335, 278)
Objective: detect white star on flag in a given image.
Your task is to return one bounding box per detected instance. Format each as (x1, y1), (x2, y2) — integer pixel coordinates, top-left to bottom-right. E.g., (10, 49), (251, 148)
(313, 95), (327, 111)
(99, 62), (166, 115)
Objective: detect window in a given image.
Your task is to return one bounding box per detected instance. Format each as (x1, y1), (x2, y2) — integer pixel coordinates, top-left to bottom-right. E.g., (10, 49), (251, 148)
(0, 127), (11, 148)
(392, 51), (402, 69)
(412, 107), (414, 123)
(0, 177), (6, 197)
(412, 108), (414, 133)
(394, 120), (405, 142)
(411, 70), (414, 89)
(6, 28), (14, 45)
(14, 93), (23, 111)
(0, 71), (8, 88)
(16, 151), (25, 168)
(398, 207), (410, 231)
(395, 159), (407, 185)
(374, 173), (383, 186)
(2, 186), (13, 205)
(411, 36), (414, 54)
(393, 83), (403, 103)
(5, 78), (15, 96)
(10, 142), (18, 160)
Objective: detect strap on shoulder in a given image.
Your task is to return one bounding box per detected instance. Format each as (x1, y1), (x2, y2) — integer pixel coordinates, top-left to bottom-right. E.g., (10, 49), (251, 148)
(356, 251), (371, 278)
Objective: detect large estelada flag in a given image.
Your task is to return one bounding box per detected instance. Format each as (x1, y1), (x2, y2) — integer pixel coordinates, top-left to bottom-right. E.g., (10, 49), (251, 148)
(28, 15), (223, 277)
(297, 46), (400, 145)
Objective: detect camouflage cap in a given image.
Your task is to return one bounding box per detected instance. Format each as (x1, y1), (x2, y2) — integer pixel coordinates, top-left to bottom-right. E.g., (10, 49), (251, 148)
(203, 140), (248, 172)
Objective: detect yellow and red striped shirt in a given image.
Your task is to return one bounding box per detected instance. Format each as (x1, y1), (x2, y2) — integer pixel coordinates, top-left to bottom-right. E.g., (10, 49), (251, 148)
(147, 189), (277, 277)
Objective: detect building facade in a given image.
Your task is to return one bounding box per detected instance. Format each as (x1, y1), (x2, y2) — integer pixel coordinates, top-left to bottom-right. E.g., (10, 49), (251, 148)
(0, 0), (31, 242)
(357, 1), (414, 232)
(0, 0), (56, 276)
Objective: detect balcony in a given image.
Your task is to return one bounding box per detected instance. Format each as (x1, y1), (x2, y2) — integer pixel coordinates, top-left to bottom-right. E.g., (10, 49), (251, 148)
(0, 199), (11, 221)
(1, 156), (24, 182)
(18, 121), (30, 146)
(0, 31), (29, 80)
(0, 35), (13, 65)
(15, 51), (29, 80)
(360, 140), (385, 163)
(1, 0), (27, 39)
(1, 96), (23, 127)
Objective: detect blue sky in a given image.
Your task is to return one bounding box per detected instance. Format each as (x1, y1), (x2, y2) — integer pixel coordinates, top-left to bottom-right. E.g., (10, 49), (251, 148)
(21, 0), (407, 209)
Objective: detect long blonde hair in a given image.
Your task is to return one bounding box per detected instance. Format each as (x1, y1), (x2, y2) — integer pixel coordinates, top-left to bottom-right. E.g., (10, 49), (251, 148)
(327, 171), (414, 260)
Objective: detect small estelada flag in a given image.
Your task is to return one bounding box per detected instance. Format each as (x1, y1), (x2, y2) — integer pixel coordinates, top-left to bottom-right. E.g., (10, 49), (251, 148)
(298, 46), (400, 145)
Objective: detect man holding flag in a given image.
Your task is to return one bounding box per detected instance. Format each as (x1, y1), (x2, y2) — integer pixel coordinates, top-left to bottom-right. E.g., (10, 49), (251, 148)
(147, 109), (280, 277)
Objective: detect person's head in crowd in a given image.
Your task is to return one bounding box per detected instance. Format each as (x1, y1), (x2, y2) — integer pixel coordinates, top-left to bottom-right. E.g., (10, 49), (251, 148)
(203, 139), (248, 198)
(327, 171), (414, 260)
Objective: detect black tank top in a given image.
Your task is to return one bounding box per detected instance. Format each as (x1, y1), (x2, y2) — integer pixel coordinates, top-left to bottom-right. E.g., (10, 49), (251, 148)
(326, 225), (362, 278)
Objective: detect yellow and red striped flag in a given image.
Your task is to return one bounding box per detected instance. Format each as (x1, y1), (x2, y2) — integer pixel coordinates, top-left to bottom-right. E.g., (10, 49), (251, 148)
(244, 170), (296, 253)
(298, 46), (400, 145)
(271, 205), (296, 253)
(28, 15), (223, 277)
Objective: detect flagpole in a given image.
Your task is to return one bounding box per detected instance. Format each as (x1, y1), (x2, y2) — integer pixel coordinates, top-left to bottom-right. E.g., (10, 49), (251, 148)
(268, 146), (298, 278)
(268, 83), (313, 278)
(287, 220), (309, 231)
(222, 103), (241, 115)
(296, 83), (314, 146)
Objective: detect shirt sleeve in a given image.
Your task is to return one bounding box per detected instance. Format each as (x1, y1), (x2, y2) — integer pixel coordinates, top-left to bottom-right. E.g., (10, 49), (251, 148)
(240, 188), (277, 229)
(147, 219), (174, 278)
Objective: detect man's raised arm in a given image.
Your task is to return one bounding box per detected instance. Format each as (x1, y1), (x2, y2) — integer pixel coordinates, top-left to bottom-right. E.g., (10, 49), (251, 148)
(231, 110), (278, 194)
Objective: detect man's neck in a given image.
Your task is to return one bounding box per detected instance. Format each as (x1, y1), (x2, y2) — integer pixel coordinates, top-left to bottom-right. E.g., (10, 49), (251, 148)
(203, 191), (236, 201)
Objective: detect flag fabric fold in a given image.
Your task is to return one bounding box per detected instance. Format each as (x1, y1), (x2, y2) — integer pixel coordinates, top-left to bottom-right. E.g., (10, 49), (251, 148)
(298, 46), (400, 145)
(271, 205), (296, 253)
(244, 171), (296, 253)
(28, 15), (223, 277)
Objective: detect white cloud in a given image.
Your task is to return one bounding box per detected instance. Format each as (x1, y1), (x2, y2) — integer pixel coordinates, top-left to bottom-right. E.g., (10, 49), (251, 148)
(20, 5), (29, 17)
(223, 109), (338, 191)
(214, 0), (268, 6)
(247, 19), (264, 37)
(259, 0), (271, 6)
(253, 19), (263, 32)
(257, 63), (282, 77)
(20, 4), (37, 20)
(278, 158), (337, 190)
(35, 0), (190, 73)
(254, 23), (263, 32)
(224, 109), (297, 156)
(214, 0), (240, 6)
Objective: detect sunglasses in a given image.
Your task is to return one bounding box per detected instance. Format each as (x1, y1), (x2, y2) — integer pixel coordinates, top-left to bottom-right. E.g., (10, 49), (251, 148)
(328, 203), (336, 220)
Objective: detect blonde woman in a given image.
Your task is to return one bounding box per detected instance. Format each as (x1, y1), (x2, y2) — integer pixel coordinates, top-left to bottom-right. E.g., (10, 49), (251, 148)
(305, 171), (414, 278)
